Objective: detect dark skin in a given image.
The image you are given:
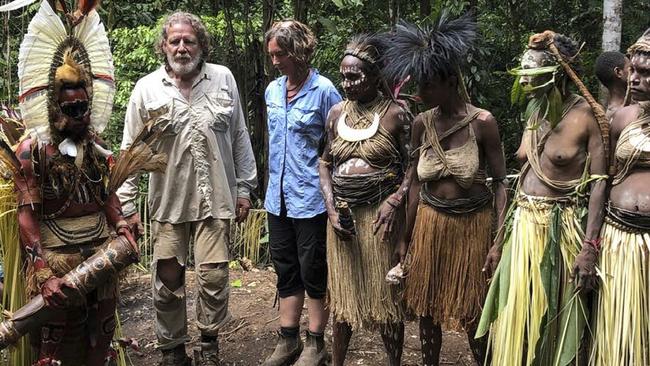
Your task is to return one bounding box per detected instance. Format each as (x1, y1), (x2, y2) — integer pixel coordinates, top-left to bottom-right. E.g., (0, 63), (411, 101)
(609, 53), (650, 213)
(319, 55), (410, 366)
(398, 74), (507, 366)
(604, 56), (631, 120)
(506, 50), (606, 293)
(15, 135), (134, 365)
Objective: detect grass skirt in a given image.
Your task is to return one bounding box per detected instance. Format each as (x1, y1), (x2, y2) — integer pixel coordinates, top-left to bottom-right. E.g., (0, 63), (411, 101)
(403, 203), (492, 328)
(327, 202), (405, 330)
(477, 195), (588, 366)
(591, 217), (650, 366)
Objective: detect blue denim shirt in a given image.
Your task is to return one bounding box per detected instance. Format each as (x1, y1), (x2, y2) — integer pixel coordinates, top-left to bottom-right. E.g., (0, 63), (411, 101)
(264, 70), (342, 218)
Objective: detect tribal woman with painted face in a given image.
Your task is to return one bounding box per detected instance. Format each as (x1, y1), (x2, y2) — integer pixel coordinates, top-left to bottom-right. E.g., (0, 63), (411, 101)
(476, 32), (608, 365)
(382, 13), (507, 366)
(590, 30), (650, 366)
(319, 34), (410, 366)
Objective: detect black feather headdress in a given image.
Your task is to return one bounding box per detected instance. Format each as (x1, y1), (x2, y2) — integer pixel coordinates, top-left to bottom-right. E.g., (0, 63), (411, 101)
(383, 11), (477, 86)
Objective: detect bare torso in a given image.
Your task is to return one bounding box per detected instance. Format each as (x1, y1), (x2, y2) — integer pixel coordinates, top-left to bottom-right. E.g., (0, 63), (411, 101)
(517, 99), (594, 197)
(609, 104), (650, 213)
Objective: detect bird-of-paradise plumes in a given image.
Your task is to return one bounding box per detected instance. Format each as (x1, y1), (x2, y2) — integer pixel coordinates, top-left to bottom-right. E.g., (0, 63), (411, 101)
(54, 52), (87, 87)
(108, 110), (168, 193)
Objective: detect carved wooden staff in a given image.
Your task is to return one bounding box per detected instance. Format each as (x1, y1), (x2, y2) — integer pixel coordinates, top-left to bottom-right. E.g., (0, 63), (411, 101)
(0, 236), (138, 349)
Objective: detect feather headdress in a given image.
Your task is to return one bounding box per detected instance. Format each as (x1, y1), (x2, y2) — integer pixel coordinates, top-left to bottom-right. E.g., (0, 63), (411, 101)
(17, 0), (114, 141)
(383, 11), (477, 87)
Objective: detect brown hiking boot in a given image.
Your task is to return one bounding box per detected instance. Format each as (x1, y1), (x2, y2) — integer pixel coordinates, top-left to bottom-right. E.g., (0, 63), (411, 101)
(159, 344), (192, 366)
(194, 340), (220, 366)
(261, 332), (304, 366)
(294, 331), (328, 366)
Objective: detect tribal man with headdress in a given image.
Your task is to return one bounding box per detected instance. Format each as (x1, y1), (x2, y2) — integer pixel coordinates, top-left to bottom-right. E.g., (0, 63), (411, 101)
(319, 33), (410, 366)
(590, 29), (650, 366)
(476, 31), (608, 365)
(0, 1), (146, 364)
(381, 13), (508, 366)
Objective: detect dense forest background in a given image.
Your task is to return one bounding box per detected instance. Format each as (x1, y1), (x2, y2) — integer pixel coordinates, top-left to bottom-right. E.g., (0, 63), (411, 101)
(0, 0), (646, 203)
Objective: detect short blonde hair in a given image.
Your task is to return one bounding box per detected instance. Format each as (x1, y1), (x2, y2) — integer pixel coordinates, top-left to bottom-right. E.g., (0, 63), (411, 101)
(265, 20), (317, 65)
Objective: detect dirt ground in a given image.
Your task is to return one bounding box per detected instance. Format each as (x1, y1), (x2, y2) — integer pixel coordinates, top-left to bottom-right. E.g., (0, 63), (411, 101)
(117, 268), (476, 366)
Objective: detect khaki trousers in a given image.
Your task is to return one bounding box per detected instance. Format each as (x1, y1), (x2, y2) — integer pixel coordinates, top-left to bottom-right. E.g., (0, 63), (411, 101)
(151, 218), (231, 350)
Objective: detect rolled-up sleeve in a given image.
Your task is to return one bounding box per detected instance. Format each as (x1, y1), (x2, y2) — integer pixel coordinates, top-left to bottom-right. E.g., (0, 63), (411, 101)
(116, 83), (147, 216)
(228, 74), (257, 200)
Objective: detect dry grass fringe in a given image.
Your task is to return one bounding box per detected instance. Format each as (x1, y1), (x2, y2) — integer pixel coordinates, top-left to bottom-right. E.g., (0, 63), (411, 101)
(0, 180), (35, 365)
(327, 203), (405, 330)
(489, 199), (583, 366)
(592, 220), (650, 366)
(403, 203), (491, 328)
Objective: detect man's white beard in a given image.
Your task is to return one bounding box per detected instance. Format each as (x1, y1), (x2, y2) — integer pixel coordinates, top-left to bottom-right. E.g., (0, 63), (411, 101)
(168, 53), (202, 76)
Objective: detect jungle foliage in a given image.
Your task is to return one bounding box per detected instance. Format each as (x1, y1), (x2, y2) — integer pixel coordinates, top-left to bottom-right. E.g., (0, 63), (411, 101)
(1, 0), (649, 202)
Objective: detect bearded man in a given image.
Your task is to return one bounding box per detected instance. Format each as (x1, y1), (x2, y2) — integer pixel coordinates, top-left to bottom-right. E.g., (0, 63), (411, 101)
(117, 12), (257, 366)
(1, 1), (139, 364)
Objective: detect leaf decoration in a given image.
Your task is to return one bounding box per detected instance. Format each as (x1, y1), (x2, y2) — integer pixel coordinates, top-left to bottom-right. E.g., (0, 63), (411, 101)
(508, 65), (560, 76)
(511, 75), (523, 106)
(524, 96), (544, 129)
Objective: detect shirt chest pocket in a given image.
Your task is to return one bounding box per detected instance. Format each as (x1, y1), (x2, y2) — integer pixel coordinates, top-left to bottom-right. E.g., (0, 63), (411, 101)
(289, 106), (321, 135)
(204, 91), (234, 133)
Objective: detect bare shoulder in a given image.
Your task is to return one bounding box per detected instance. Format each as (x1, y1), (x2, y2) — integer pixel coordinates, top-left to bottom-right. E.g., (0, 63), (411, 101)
(411, 113), (426, 137)
(385, 101), (411, 125)
(611, 104), (641, 136)
(326, 102), (344, 131)
(474, 108), (497, 125)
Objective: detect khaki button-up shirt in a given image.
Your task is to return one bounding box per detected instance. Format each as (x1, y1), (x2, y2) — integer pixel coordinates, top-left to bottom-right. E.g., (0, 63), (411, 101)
(117, 63), (257, 223)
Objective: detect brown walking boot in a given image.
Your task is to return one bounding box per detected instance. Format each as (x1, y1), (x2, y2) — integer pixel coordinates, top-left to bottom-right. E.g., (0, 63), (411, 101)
(159, 344), (192, 366)
(261, 331), (304, 366)
(294, 331), (328, 366)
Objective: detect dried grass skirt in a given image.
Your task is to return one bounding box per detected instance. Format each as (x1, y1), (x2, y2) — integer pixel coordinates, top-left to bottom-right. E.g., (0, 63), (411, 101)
(591, 217), (650, 366)
(403, 202), (492, 328)
(327, 202), (405, 330)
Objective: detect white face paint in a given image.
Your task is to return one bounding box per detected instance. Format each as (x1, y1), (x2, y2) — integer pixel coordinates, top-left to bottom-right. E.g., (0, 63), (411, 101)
(519, 49), (555, 96)
(340, 65), (367, 89)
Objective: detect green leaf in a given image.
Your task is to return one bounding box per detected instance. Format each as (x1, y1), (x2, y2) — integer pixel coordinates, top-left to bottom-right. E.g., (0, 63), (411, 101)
(318, 16), (337, 34)
(524, 96), (544, 128)
(510, 76), (522, 106)
(508, 65), (560, 76)
(230, 279), (242, 288)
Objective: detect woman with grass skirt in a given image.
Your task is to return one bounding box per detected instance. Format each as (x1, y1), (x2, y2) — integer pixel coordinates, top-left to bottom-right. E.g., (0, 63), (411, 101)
(319, 33), (410, 366)
(476, 31), (608, 366)
(590, 30), (650, 366)
(382, 13), (508, 366)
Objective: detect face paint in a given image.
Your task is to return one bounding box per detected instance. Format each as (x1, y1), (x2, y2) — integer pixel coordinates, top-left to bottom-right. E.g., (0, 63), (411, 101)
(519, 49), (557, 97)
(340, 65), (367, 89)
(630, 53), (650, 102)
(339, 55), (377, 102)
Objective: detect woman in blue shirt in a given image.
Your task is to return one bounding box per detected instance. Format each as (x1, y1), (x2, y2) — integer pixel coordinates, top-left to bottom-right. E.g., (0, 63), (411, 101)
(262, 20), (342, 366)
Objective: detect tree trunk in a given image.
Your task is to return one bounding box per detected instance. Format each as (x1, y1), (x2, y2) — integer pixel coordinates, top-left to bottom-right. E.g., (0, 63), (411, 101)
(292, 0), (308, 22)
(419, 0), (430, 19)
(601, 0), (623, 52)
(389, 0), (400, 25)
